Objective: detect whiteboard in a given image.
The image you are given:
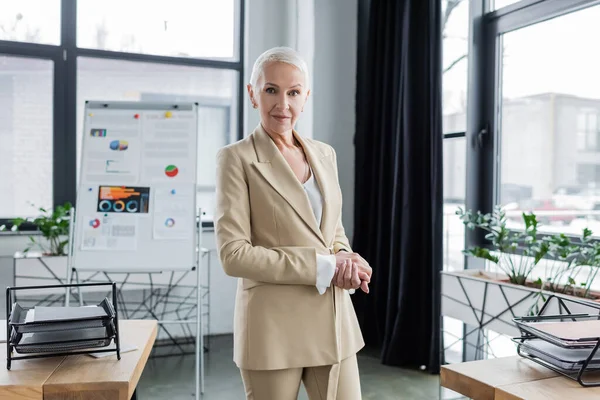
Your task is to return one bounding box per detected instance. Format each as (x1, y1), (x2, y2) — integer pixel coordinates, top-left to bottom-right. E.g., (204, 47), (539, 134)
(73, 101), (198, 272)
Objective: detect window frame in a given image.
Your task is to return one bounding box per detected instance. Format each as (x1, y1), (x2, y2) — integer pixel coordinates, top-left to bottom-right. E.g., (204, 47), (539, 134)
(0, 0), (245, 229)
(465, 0), (600, 250)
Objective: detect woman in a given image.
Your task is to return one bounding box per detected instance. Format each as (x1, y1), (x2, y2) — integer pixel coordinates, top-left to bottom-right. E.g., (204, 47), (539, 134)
(215, 47), (372, 400)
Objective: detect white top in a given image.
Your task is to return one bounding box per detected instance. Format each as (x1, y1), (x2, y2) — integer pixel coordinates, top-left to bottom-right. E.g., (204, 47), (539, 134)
(303, 170), (324, 227)
(303, 169), (339, 295)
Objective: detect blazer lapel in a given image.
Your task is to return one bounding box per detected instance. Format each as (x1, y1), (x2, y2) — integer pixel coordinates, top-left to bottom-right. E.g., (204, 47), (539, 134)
(251, 125), (327, 245)
(293, 131), (339, 247)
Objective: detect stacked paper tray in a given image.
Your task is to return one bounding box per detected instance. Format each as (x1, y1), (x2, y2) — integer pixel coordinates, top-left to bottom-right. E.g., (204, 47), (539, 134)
(8, 298), (116, 354)
(515, 338), (600, 372)
(513, 315), (600, 376)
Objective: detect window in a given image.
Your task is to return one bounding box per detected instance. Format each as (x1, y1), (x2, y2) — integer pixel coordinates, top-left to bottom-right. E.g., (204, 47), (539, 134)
(577, 111), (600, 151)
(77, 0), (238, 60)
(442, 0), (469, 134)
(0, 1), (61, 45)
(0, 56), (54, 218)
(497, 3), (600, 237)
(443, 137), (466, 272)
(577, 164), (600, 185)
(0, 2), (244, 224)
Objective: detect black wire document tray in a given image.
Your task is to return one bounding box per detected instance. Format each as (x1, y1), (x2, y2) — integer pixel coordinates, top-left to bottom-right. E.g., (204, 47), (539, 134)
(9, 298), (115, 334)
(5, 282), (121, 370)
(513, 295), (600, 387)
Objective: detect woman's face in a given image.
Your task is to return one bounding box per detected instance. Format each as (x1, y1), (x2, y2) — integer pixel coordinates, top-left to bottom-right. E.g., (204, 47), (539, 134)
(247, 61), (310, 135)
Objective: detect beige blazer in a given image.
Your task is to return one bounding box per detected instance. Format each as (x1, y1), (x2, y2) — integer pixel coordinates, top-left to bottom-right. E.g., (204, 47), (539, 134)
(215, 124), (364, 371)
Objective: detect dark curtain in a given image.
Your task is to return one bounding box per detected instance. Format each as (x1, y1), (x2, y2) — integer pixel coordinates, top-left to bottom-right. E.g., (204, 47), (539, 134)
(352, 0), (443, 374)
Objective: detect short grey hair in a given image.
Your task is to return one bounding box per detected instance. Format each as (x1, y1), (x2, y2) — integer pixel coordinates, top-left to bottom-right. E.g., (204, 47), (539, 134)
(249, 47), (310, 89)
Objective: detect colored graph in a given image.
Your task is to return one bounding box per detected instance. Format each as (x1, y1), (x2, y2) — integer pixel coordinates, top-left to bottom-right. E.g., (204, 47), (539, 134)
(165, 165), (179, 178)
(109, 140), (129, 151)
(90, 129), (107, 137)
(97, 186), (150, 213)
(165, 218), (175, 228)
(89, 218), (101, 229)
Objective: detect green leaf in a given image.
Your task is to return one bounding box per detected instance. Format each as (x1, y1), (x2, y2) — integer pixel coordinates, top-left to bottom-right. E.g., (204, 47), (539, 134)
(464, 247), (499, 264)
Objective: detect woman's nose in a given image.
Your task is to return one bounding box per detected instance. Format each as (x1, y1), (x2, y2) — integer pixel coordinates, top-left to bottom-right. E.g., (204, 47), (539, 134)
(276, 95), (289, 110)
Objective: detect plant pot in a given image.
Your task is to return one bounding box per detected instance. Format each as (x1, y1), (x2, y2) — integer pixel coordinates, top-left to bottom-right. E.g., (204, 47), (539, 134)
(13, 252), (68, 289)
(441, 269), (600, 337)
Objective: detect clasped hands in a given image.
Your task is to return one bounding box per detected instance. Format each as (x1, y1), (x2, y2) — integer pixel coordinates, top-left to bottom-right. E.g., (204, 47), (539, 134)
(332, 252), (372, 294)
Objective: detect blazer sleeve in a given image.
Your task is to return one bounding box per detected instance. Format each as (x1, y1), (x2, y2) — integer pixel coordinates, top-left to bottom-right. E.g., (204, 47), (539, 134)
(214, 146), (318, 286)
(331, 147), (353, 254)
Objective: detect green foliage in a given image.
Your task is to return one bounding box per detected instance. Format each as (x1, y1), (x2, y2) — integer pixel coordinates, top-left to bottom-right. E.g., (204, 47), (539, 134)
(456, 205), (600, 299)
(0, 203), (72, 256)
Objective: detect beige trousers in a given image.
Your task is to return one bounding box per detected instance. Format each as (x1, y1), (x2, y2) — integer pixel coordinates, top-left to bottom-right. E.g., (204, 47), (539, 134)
(240, 354), (362, 400)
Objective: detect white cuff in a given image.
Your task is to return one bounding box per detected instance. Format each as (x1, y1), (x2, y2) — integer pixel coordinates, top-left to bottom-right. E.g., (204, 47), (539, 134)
(349, 289), (356, 294)
(316, 254), (336, 295)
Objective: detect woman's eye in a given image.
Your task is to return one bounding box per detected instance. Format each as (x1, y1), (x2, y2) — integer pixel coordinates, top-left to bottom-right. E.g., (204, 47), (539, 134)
(266, 87), (276, 94)
(289, 90), (300, 96)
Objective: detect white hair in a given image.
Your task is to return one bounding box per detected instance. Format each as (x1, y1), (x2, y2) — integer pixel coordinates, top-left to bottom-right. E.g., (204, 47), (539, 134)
(249, 47), (310, 89)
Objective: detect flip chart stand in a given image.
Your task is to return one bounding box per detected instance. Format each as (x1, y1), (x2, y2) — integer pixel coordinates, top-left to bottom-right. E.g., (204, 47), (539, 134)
(65, 207), (206, 397)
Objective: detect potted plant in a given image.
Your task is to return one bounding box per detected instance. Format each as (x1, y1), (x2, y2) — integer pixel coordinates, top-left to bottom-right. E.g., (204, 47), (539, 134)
(0, 202), (72, 256)
(441, 205), (600, 337)
(0, 203), (72, 293)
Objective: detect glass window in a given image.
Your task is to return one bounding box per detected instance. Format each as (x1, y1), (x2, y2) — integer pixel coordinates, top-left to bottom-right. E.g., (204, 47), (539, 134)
(77, 0), (237, 60)
(0, 0), (61, 45)
(442, 137), (467, 374)
(443, 137), (467, 272)
(0, 55), (53, 218)
(442, 0), (469, 133)
(77, 57), (238, 214)
(498, 5), (600, 238)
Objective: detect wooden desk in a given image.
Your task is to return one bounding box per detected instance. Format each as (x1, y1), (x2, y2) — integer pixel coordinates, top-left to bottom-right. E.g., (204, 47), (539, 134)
(496, 375), (600, 400)
(0, 320), (157, 400)
(440, 356), (558, 400)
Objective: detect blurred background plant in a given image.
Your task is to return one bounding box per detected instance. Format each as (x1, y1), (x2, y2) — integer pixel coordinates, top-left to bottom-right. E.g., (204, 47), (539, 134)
(0, 202), (72, 256)
(457, 206), (600, 299)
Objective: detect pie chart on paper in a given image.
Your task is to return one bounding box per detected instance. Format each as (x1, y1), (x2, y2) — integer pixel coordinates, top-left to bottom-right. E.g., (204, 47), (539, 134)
(165, 165), (179, 178)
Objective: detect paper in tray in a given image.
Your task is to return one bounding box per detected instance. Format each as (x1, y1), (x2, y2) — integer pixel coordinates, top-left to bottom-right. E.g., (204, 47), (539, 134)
(518, 338), (600, 372)
(525, 320), (600, 342)
(9, 298), (115, 334)
(12, 324), (115, 354)
(514, 315), (600, 348)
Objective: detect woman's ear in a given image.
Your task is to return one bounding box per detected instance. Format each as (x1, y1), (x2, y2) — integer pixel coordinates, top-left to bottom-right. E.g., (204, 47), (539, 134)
(247, 84), (256, 108)
(302, 89), (311, 112)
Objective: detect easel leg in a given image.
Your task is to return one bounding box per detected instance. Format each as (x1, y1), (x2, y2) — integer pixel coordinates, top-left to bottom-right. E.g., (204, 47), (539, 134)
(75, 268), (83, 306)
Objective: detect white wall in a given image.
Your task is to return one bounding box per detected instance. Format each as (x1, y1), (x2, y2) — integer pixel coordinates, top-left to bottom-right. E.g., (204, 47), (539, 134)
(245, 0), (315, 139)
(313, 0), (357, 239)
(245, 0), (358, 238)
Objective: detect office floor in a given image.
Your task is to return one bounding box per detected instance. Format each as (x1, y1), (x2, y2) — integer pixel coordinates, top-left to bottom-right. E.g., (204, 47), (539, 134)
(138, 335), (463, 400)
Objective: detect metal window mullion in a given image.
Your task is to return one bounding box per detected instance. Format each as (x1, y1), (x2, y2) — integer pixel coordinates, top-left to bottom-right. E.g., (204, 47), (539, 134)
(491, 0), (600, 34)
(0, 41), (61, 59)
(52, 0), (77, 209)
(237, 0), (246, 140)
(465, 0), (496, 251)
(73, 47), (242, 71)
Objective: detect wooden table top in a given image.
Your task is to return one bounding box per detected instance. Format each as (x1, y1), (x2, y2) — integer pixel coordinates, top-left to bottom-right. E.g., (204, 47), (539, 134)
(496, 375), (600, 400)
(0, 319), (157, 400)
(441, 356), (558, 400)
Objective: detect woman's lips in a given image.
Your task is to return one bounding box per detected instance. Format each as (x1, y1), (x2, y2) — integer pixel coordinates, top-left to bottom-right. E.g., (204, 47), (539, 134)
(272, 115), (290, 122)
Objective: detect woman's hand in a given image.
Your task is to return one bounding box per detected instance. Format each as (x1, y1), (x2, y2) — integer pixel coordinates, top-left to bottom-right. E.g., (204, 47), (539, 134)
(333, 252), (371, 293)
(334, 252), (372, 280)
